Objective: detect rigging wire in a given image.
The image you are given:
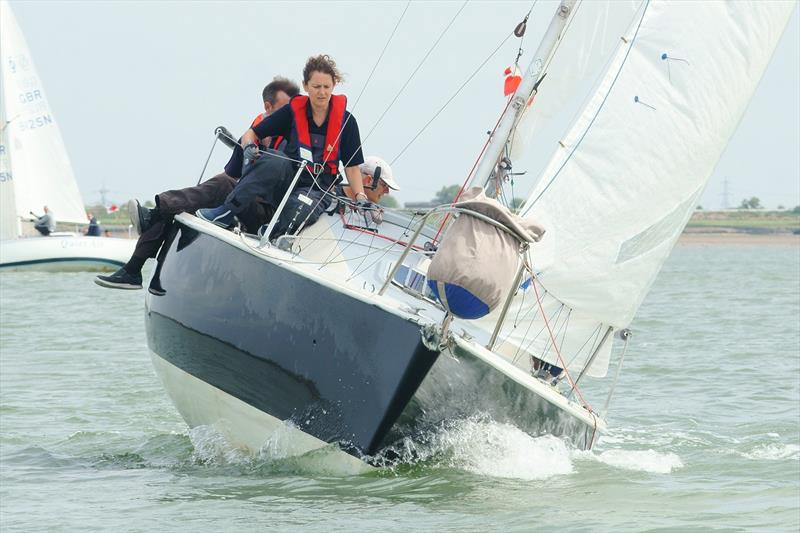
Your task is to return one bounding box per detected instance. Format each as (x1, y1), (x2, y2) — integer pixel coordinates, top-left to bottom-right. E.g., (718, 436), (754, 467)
(358, 0), (469, 149)
(602, 330), (630, 416)
(349, 0), (411, 113)
(503, 0), (584, 202)
(430, 96), (514, 244)
(390, 29), (516, 166)
(512, 1), (537, 66)
(529, 265), (594, 412)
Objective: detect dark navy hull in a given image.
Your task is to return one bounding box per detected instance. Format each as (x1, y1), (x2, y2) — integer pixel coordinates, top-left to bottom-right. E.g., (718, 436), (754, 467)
(388, 342), (599, 451)
(145, 222), (439, 459)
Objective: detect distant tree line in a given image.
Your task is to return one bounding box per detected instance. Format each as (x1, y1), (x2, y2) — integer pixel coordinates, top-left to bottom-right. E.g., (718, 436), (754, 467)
(739, 197), (762, 209)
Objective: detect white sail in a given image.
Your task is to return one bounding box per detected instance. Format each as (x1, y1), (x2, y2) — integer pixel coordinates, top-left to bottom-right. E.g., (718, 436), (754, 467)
(508, 0), (642, 193)
(1, 110), (17, 240)
(0, 0), (87, 229)
(519, 0), (794, 330)
(478, 0), (794, 378)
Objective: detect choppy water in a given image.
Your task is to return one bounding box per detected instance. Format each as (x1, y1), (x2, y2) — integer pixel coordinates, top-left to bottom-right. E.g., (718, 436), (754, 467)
(1, 242), (798, 532)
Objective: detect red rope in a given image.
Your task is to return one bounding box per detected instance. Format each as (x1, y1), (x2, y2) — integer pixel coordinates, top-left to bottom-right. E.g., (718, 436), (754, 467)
(339, 212), (426, 251)
(432, 97), (515, 244)
(529, 270), (594, 413)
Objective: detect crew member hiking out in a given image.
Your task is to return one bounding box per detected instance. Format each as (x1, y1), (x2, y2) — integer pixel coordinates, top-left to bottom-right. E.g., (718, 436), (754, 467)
(94, 77), (300, 292)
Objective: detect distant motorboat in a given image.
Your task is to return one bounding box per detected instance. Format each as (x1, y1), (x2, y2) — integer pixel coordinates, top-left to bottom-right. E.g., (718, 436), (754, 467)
(0, 0), (134, 272)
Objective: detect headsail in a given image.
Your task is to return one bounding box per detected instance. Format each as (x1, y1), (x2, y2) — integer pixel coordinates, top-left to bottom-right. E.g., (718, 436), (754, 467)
(0, 0), (88, 230)
(519, 0), (794, 329)
(481, 0), (794, 378)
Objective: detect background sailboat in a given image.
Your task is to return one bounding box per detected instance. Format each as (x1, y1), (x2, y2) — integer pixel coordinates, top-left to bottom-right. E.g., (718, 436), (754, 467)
(0, 0), (134, 271)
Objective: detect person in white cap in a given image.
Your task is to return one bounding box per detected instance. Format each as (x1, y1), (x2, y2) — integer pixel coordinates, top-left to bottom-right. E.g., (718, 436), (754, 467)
(355, 155), (400, 204)
(265, 155), (399, 239)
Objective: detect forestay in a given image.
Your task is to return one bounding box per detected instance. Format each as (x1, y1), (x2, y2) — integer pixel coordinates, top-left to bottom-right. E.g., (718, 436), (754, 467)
(0, 0), (87, 236)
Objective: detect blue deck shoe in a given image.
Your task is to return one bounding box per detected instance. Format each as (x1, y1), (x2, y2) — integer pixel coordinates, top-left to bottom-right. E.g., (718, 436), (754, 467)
(128, 199), (152, 235)
(94, 267), (143, 290)
(196, 205), (236, 229)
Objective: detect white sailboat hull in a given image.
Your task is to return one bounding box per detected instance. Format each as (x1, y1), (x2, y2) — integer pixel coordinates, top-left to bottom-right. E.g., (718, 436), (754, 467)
(0, 235), (135, 271)
(150, 351), (373, 474)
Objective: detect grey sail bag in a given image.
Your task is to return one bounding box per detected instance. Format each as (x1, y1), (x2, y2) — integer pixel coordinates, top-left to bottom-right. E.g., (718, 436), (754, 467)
(427, 187), (545, 319)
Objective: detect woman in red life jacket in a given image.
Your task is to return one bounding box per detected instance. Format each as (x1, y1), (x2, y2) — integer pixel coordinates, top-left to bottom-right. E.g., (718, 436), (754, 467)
(197, 54), (368, 229)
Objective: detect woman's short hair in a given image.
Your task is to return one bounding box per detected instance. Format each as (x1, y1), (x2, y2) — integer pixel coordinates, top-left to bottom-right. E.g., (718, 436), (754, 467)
(303, 54), (343, 85)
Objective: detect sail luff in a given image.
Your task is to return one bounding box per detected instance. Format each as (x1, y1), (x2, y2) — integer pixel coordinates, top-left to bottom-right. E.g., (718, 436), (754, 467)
(507, 1), (645, 200)
(0, 106), (19, 240)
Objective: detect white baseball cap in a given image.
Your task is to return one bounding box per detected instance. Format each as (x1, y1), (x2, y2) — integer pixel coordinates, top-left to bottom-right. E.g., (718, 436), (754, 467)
(360, 156), (399, 191)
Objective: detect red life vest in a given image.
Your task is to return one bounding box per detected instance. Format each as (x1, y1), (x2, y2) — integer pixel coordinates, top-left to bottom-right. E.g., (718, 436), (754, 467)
(290, 94), (347, 175)
(250, 112), (284, 150)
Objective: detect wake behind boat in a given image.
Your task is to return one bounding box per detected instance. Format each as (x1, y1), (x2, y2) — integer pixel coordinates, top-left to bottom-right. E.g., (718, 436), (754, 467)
(145, 1), (794, 467)
(0, 0), (134, 272)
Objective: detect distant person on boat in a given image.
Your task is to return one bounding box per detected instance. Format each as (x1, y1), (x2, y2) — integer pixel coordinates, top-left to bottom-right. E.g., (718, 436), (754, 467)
(32, 206), (55, 236)
(94, 76), (300, 292)
(268, 155), (399, 241)
(196, 54), (368, 232)
(85, 213), (101, 236)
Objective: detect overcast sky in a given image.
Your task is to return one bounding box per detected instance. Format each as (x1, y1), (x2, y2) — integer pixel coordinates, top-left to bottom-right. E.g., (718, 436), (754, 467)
(8, 0), (799, 209)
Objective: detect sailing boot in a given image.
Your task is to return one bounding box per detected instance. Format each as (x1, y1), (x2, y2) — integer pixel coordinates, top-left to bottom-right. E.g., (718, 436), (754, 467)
(128, 199), (153, 236)
(94, 267), (143, 290)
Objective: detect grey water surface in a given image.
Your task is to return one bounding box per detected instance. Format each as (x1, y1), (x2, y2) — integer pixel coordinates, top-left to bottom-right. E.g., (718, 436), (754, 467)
(1, 242), (798, 532)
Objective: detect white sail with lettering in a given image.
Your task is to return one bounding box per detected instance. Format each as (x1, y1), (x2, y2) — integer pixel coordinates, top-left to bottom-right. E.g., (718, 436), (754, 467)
(0, 112), (17, 240)
(0, 0), (87, 230)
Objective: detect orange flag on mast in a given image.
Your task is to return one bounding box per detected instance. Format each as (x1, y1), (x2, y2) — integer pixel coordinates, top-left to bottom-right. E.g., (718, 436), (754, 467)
(503, 65), (522, 96)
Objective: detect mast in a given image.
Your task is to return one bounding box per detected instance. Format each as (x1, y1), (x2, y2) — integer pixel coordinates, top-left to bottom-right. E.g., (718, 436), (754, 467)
(471, 0), (576, 197)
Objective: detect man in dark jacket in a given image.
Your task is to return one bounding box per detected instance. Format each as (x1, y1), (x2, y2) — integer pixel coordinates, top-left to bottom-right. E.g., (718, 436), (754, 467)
(95, 77), (300, 292)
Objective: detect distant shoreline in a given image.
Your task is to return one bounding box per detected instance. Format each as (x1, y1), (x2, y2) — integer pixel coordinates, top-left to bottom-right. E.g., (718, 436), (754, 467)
(678, 232), (800, 246)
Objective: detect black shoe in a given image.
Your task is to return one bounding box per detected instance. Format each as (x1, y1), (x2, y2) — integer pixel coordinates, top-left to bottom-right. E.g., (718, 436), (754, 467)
(94, 267), (143, 290)
(128, 199), (152, 236)
(148, 279), (166, 296)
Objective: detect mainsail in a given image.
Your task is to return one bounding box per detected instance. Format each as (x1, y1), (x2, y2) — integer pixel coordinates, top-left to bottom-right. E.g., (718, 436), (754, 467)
(0, 107), (17, 240)
(485, 0), (794, 377)
(0, 0), (87, 235)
